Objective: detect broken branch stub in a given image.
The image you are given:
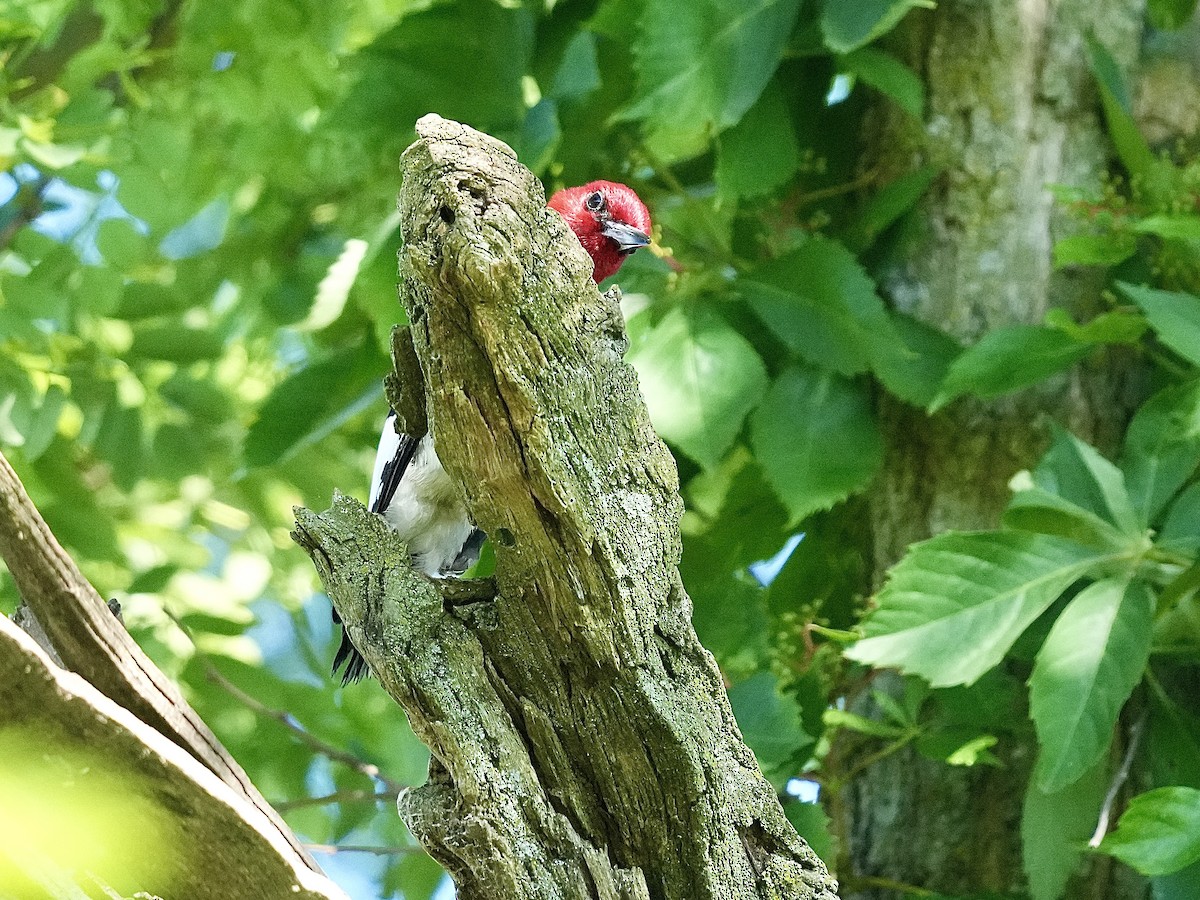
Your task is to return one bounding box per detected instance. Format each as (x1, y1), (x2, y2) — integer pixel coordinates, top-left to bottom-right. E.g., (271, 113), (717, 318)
(294, 114), (838, 900)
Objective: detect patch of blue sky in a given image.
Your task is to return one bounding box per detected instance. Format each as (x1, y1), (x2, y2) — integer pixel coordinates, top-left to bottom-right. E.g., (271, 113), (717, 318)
(749, 533), (804, 587)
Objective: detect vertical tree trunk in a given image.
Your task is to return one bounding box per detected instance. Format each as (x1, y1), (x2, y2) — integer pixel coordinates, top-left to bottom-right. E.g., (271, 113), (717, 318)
(850, 2), (1147, 898)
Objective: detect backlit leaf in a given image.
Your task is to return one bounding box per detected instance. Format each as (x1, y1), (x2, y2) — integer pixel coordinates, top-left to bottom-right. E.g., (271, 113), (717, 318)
(750, 365), (882, 525)
(848, 532), (1111, 687)
(628, 305), (768, 469)
(1099, 787), (1200, 875)
(1030, 578), (1153, 792)
(617, 0), (802, 161)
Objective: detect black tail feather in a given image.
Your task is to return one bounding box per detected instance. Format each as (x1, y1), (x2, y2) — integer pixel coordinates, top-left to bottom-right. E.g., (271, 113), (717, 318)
(331, 607), (370, 685)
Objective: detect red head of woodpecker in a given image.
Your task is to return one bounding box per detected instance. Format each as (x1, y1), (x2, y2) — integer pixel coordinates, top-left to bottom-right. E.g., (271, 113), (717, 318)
(548, 180), (652, 283)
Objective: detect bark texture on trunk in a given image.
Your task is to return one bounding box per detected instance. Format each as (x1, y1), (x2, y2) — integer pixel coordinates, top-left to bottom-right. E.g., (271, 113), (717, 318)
(292, 115), (839, 900)
(850, 2), (1148, 898)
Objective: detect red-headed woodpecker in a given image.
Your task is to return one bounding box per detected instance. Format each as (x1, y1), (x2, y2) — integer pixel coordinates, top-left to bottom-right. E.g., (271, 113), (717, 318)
(333, 181), (652, 683)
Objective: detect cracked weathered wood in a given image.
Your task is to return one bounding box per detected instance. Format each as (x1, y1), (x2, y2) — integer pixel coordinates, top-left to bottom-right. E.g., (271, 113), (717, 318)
(0, 616), (346, 900)
(292, 115), (838, 900)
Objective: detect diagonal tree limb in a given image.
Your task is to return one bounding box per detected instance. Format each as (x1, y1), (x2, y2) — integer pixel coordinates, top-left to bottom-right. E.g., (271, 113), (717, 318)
(0, 615), (346, 899)
(294, 115), (838, 900)
(0, 447), (319, 873)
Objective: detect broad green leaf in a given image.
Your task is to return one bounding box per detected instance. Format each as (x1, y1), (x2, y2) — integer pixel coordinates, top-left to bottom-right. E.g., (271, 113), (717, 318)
(1154, 861), (1200, 900)
(728, 672), (813, 787)
(1087, 38), (1177, 200)
(784, 800), (835, 864)
(1133, 215), (1200, 242)
(1121, 379), (1200, 523)
(848, 532), (1112, 687)
(750, 366), (882, 525)
(1030, 578), (1153, 792)
(334, 0), (532, 142)
(1005, 484), (1133, 550)
(1159, 483), (1200, 555)
(549, 31), (601, 103)
(1026, 429), (1143, 536)
(869, 312), (961, 408)
(1053, 232), (1137, 268)
(617, 0), (802, 161)
(95, 219), (149, 269)
(841, 48), (924, 118)
(1022, 757), (1108, 900)
(851, 165), (939, 248)
(628, 306), (768, 469)
(715, 79), (801, 199)
(820, 0), (934, 53)
(245, 344), (387, 469)
(1118, 282), (1200, 367)
(129, 324), (226, 363)
(1100, 787), (1200, 875)
(1044, 308), (1147, 345)
(1149, 0), (1200, 30)
(741, 235), (894, 376)
(930, 325), (1094, 412)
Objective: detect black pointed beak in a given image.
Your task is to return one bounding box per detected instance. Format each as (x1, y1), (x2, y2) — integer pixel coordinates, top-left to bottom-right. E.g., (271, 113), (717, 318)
(601, 220), (651, 252)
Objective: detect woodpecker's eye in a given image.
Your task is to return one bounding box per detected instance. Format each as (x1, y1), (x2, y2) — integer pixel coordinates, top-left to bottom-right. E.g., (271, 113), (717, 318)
(585, 191), (605, 212)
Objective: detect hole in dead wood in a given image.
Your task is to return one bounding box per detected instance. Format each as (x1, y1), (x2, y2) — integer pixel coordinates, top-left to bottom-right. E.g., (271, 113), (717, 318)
(439, 206), (455, 224)
(496, 527), (516, 547)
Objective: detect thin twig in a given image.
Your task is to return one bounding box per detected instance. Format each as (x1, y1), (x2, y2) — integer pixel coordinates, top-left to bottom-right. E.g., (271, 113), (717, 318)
(1089, 710), (1147, 847)
(272, 789), (398, 811)
(841, 875), (937, 897)
(204, 663), (406, 794)
(304, 844), (422, 856)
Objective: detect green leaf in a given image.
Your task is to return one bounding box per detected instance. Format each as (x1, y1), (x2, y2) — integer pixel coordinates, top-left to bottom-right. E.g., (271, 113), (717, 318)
(334, 0), (532, 146)
(1121, 379), (1200, 523)
(628, 305), (768, 469)
(1021, 756), (1109, 900)
(1044, 308), (1147, 345)
(716, 79), (801, 199)
(1030, 578), (1153, 792)
(847, 532), (1112, 687)
(823, 708), (906, 739)
(1053, 232), (1137, 268)
(784, 800), (835, 864)
(1154, 861), (1200, 900)
(841, 48), (924, 118)
(1149, 0), (1200, 30)
(870, 312), (964, 409)
(1087, 38), (1176, 200)
(1133, 215), (1200, 242)
(1118, 282), (1200, 367)
(930, 325), (1094, 412)
(129, 324), (226, 363)
(244, 344), (387, 469)
(728, 672), (813, 787)
(1099, 787), (1200, 876)
(1159, 483), (1200, 555)
(1020, 428), (1144, 537)
(548, 31), (601, 102)
(851, 165), (939, 248)
(617, 0), (803, 161)
(820, 0), (933, 53)
(741, 235), (894, 376)
(95, 220), (149, 271)
(750, 365), (882, 525)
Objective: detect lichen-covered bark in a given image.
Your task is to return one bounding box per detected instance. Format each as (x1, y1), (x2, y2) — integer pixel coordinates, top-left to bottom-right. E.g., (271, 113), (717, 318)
(292, 115), (838, 900)
(851, 2), (1147, 899)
